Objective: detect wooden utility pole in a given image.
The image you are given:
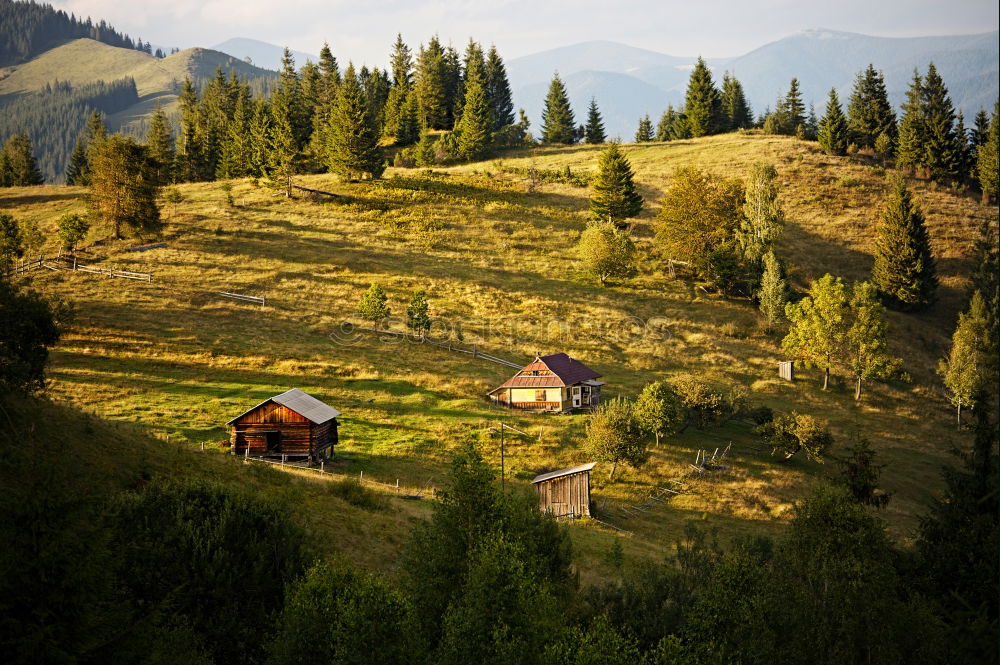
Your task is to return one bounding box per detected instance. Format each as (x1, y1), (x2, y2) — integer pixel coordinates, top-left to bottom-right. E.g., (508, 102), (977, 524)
(491, 422), (532, 491)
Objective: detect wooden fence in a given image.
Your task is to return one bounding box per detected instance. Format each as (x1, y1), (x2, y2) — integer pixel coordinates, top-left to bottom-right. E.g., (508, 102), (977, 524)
(358, 327), (522, 369)
(214, 291), (266, 307)
(4, 255), (152, 281)
(243, 455), (436, 498)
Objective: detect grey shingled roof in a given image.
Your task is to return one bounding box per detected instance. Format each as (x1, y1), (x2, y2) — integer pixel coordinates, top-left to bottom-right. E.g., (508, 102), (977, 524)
(531, 462), (596, 484)
(227, 388), (341, 425)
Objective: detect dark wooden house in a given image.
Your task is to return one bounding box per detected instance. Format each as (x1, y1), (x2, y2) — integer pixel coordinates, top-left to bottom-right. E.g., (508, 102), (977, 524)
(488, 353), (603, 413)
(531, 463), (596, 517)
(228, 388), (340, 463)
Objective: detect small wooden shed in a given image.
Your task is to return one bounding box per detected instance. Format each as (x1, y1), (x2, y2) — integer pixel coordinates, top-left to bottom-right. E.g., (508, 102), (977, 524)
(228, 388), (340, 463)
(531, 463), (596, 517)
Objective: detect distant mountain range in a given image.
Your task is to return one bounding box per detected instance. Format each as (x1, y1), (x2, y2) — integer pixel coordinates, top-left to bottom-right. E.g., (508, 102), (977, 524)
(212, 38), (317, 72)
(507, 30), (999, 139)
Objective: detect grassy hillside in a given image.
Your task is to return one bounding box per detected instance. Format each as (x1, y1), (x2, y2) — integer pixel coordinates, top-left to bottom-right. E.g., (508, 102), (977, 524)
(0, 38), (276, 133)
(2, 134), (992, 578)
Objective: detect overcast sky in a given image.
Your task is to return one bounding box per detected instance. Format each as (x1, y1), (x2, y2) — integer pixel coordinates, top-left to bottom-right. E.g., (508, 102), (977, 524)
(49, 0), (1000, 66)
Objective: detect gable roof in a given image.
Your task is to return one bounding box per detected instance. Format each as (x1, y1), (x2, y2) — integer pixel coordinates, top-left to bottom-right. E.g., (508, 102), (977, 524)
(531, 462), (597, 484)
(227, 388), (341, 425)
(491, 353), (602, 391)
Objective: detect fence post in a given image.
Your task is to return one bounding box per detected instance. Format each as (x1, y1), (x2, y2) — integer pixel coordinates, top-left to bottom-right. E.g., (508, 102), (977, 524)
(359, 470), (363, 483)
(396, 479), (399, 494)
(201, 441), (205, 452)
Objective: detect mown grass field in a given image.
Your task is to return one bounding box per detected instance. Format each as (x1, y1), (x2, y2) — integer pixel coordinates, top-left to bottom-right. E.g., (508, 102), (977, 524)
(3, 133), (993, 580)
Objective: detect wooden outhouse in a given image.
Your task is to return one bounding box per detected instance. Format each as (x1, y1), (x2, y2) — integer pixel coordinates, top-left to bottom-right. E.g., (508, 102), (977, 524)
(531, 463), (596, 517)
(228, 388), (340, 463)
(488, 353), (603, 413)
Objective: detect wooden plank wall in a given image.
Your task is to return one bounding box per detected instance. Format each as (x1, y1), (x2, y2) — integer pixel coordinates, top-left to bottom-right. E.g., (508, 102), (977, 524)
(230, 401), (337, 458)
(535, 471), (591, 517)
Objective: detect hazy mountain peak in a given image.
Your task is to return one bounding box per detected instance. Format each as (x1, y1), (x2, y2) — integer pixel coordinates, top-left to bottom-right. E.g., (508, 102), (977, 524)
(211, 38), (318, 71)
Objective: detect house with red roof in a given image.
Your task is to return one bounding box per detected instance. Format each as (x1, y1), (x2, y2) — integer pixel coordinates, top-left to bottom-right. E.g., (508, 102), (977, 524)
(488, 353), (604, 413)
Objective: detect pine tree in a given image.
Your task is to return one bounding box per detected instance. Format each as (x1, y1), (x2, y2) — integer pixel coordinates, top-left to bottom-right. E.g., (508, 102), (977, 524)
(87, 134), (161, 239)
(0, 214), (24, 270)
(634, 114), (653, 142)
(817, 88), (849, 156)
(309, 42), (341, 160)
(584, 98), (606, 144)
(847, 64), (897, 149)
(847, 281), (896, 400)
(782, 274), (849, 390)
(442, 45), (462, 129)
(871, 177), (937, 311)
(895, 70), (925, 174)
(219, 87), (252, 179)
(357, 283), (390, 323)
(541, 73), (576, 144)
(758, 250), (787, 330)
(1, 134), (43, 185)
(484, 46), (515, 131)
(327, 64), (385, 180)
(921, 63), (961, 183)
(684, 57), (722, 137)
(455, 58), (492, 161)
(720, 72), (753, 131)
(977, 102), (998, 203)
(145, 105), (175, 186)
(938, 291), (992, 428)
(248, 100), (274, 179)
(590, 143), (643, 224)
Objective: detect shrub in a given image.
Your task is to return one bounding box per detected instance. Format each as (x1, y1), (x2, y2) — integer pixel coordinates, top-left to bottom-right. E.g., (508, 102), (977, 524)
(670, 375), (726, 430)
(328, 477), (385, 510)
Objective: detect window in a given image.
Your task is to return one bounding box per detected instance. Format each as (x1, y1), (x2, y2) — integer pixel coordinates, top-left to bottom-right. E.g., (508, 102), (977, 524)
(535, 389), (546, 402)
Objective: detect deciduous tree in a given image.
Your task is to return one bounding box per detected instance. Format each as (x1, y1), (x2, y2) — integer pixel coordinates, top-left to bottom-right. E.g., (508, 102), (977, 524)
(585, 397), (648, 480)
(847, 281), (897, 400)
(577, 221), (636, 286)
(634, 381), (684, 447)
(782, 274), (849, 390)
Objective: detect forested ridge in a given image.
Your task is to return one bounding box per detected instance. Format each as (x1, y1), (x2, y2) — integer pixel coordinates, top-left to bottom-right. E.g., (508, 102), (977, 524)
(0, 0), (157, 67)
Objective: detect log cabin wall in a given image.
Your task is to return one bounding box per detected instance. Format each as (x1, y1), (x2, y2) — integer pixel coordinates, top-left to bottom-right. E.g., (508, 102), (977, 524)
(230, 402), (319, 457)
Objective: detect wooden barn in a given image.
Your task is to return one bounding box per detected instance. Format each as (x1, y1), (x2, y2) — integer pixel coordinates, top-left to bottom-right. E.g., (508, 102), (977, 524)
(228, 389), (340, 463)
(488, 353), (603, 413)
(531, 463), (596, 518)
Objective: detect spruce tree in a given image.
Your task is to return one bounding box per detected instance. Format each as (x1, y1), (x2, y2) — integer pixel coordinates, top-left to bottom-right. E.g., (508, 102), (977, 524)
(871, 177), (937, 310)
(0, 134), (43, 185)
(720, 72), (753, 131)
(383, 34), (413, 139)
(817, 88), (849, 156)
(895, 70), (925, 174)
(656, 105), (678, 141)
(782, 78), (806, 135)
(64, 140), (89, 185)
(847, 65), (897, 149)
(954, 112), (973, 181)
(416, 37), (449, 130)
(396, 91), (421, 147)
(590, 143), (643, 224)
(684, 57), (722, 137)
(921, 63), (961, 183)
(584, 98), (606, 144)
(977, 102), (998, 203)
(455, 60), (492, 161)
(327, 64), (385, 180)
(540, 73), (576, 144)
(87, 135), (161, 239)
(176, 78), (203, 182)
(634, 114), (653, 142)
(484, 46), (515, 131)
(145, 105), (175, 186)
(406, 289), (431, 334)
(972, 108), (991, 146)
